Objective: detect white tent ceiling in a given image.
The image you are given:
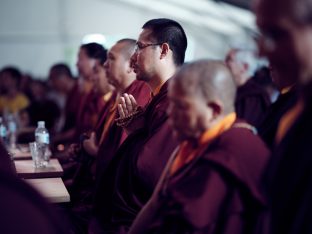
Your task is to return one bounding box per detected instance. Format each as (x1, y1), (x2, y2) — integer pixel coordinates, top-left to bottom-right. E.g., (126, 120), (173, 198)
(0, 0), (257, 77)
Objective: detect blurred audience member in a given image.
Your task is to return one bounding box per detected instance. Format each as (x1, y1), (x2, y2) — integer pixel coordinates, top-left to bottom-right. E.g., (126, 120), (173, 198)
(0, 66), (29, 115)
(74, 43), (109, 142)
(253, 66), (279, 103)
(19, 73), (33, 99)
(18, 80), (61, 143)
(53, 43), (107, 146)
(255, 0), (312, 232)
(27, 80), (61, 132)
(257, 66), (297, 149)
(48, 63), (77, 133)
(225, 48), (271, 126)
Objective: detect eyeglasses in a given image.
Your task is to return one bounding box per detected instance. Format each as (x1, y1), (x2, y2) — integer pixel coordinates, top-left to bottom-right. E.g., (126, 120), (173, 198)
(134, 42), (163, 53)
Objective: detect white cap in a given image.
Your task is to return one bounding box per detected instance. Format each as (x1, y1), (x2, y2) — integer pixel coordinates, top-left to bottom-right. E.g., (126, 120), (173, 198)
(37, 121), (45, 128)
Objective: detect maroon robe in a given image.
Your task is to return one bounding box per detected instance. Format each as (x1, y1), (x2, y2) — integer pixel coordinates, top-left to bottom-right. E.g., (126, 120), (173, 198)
(263, 84), (312, 234)
(91, 80), (179, 233)
(75, 88), (107, 139)
(129, 120), (270, 234)
(94, 91), (118, 142)
(62, 82), (82, 135)
(257, 87), (297, 149)
(95, 80), (151, 179)
(68, 80), (150, 233)
(0, 170), (69, 234)
(236, 79), (271, 127)
(0, 142), (15, 175)
(68, 91), (117, 194)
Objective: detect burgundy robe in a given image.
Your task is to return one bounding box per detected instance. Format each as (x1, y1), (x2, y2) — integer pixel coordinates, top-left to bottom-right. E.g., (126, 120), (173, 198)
(236, 79), (271, 127)
(0, 142), (15, 175)
(75, 88), (107, 139)
(94, 91), (118, 142)
(263, 86), (312, 234)
(68, 91), (117, 196)
(0, 170), (69, 234)
(70, 80), (150, 194)
(95, 80), (151, 178)
(91, 80), (179, 233)
(257, 87), (297, 149)
(62, 81), (82, 142)
(129, 120), (270, 234)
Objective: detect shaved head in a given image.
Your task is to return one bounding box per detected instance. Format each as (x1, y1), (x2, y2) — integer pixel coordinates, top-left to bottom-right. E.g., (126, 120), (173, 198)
(168, 60), (237, 141)
(116, 38), (136, 60)
(104, 38), (137, 90)
(172, 60), (236, 115)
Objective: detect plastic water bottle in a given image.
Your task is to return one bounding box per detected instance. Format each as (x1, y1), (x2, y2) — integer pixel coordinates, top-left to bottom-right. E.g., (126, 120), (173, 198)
(35, 121), (50, 166)
(0, 117), (8, 146)
(7, 114), (17, 149)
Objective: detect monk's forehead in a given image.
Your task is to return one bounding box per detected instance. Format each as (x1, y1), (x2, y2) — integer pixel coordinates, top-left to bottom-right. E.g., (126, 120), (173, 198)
(138, 29), (155, 42)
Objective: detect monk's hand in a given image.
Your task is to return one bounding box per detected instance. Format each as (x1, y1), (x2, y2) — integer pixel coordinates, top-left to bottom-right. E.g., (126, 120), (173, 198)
(118, 93), (138, 118)
(82, 131), (98, 157)
(116, 93), (144, 134)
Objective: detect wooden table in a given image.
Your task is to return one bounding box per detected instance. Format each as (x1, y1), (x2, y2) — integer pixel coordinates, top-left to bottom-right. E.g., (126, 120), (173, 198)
(9, 147), (32, 160)
(14, 159), (63, 179)
(25, 177), (70, 203)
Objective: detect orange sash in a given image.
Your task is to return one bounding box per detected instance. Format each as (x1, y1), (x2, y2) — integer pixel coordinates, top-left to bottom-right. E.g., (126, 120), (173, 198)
(170, 113), (236, 175)
(275, 99), (304, 144)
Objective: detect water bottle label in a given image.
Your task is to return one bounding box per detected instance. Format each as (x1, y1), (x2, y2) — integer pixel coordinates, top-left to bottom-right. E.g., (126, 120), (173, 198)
(0, 126), (7, 137)
(36, 133), (50, 144)
(8, 122), (17, 132)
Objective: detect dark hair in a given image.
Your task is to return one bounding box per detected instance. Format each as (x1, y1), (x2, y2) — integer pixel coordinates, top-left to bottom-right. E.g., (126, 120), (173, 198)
(80, 42), (107, 64)
(50, 63), (73, 78)
(1, 66), (22, 83)
(142, 18), (187, 66)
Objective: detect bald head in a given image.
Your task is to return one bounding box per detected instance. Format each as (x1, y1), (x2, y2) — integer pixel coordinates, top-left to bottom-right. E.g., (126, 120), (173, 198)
(172, 60), (236, 114)
(116, 38), (136, 60)
(104, 38), (137, 90)
(168, 60), (236, 142)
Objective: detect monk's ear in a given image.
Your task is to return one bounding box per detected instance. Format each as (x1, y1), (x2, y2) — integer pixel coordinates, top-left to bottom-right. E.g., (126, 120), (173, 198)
(207, 101), (222, 119)
(160, 43), (170, 59)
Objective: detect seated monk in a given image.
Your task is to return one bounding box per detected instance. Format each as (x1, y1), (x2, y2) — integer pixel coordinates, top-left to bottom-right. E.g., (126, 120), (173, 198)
(129, 60), (270, 234)
(89, 18), (187, 233)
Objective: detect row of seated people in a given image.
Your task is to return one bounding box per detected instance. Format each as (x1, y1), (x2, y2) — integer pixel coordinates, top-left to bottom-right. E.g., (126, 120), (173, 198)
(57, 18), (296, 234)
(0, 17), (299, 234)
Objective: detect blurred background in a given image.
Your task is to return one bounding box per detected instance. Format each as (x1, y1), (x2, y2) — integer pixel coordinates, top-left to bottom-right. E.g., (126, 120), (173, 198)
(0, 0), (255, 79)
